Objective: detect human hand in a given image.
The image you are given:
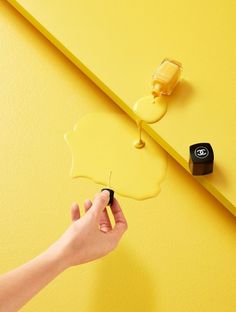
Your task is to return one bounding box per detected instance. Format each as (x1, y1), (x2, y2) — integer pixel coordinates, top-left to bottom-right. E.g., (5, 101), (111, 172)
(51, 190), (128, 269)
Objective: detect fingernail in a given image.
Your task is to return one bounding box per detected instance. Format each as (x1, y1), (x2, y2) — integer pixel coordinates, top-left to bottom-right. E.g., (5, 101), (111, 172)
(72, 202), (78, 209)
(101, 190), (110, 197)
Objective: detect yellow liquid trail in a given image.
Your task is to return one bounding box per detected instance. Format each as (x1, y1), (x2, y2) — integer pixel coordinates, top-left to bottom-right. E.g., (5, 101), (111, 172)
(133, 95), (168, 149)
(134, 120), (145, 149)
(65, 112), (167, 200)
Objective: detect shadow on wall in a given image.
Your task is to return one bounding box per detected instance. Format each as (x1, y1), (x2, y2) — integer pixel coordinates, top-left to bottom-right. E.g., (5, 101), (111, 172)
(164, 78), (194, 108)
(88, 245), (156, 312)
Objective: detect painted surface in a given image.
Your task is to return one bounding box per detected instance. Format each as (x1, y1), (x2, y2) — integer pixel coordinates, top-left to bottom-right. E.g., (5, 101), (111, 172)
(1, 2), (236, 312)
(5, 0), (236, 214)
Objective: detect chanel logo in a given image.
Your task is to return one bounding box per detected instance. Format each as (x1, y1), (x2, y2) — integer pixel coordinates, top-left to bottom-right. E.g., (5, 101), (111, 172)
(194, 146), (209, 159)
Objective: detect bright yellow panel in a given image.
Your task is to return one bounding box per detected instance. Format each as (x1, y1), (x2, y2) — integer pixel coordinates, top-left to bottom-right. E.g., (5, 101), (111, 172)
(6, 0), (236, 215)
(1, 2), (236, 312)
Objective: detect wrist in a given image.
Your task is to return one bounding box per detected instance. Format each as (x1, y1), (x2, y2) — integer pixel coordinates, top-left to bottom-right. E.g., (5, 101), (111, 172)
(45, 241), (71, 273)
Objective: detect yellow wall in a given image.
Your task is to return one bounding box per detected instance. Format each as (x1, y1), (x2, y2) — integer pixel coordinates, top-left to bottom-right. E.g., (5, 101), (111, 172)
(1, 1), (236, 311)
(6, 0), (236, 213)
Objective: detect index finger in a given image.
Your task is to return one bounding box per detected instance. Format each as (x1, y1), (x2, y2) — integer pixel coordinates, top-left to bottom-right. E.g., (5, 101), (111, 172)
(110, 198), (128, 234)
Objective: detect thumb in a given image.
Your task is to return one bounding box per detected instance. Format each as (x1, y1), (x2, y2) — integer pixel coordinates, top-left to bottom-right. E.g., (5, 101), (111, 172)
(90, 190), (110, 219)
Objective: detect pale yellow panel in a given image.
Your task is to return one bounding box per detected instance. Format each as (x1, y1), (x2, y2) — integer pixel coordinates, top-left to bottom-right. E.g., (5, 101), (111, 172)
(6, 0), (236, 215)
(1, 2), (236, 312)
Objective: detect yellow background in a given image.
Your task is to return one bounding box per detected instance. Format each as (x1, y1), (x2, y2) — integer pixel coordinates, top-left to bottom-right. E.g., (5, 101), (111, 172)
(6, 0), (236, 214)
(1, 1), (236, 311)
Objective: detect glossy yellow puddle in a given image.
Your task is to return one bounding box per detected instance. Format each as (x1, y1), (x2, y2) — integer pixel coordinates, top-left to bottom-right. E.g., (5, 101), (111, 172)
(65, 112), (167, 200)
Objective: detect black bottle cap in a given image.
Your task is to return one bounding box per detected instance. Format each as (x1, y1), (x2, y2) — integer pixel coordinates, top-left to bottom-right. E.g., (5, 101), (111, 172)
(189, 143), (214, 175)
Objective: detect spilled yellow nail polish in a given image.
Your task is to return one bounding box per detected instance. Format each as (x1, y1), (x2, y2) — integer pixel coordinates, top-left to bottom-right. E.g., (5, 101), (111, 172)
(65, 113), (167, 200)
